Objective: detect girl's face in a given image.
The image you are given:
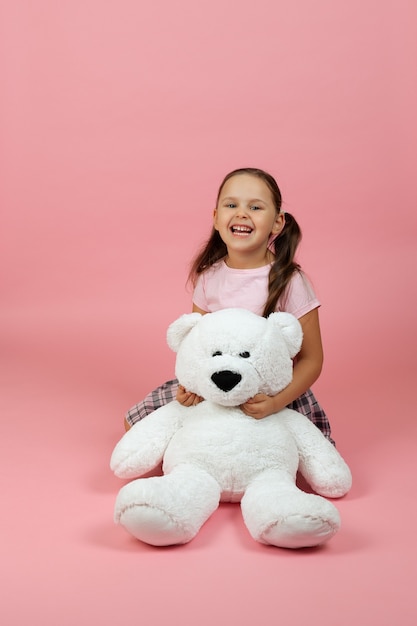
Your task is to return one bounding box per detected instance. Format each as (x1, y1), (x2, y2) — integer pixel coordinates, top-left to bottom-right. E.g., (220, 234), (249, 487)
(213, 174), (285, 258)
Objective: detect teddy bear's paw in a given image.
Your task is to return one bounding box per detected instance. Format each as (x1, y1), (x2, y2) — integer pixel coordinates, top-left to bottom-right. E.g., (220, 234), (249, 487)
(260, 511), (340, 549)
(117, 503), (196, 546)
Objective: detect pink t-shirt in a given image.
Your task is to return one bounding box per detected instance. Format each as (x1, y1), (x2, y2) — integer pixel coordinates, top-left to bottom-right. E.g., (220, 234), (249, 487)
(193, 260), (320, 318)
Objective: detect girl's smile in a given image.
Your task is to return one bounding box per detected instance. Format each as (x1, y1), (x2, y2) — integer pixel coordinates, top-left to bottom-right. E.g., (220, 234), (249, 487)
(230, 224), (253, 237)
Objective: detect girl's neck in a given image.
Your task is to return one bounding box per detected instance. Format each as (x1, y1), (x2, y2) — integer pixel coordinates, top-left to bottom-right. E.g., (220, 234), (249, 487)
(225, 249), (275, 270)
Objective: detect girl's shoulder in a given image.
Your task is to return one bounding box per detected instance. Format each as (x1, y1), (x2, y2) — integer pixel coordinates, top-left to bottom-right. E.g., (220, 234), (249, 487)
(288, 269), (316, 293)
(280, 270), (321, 318)
(196, 259), (225, 284)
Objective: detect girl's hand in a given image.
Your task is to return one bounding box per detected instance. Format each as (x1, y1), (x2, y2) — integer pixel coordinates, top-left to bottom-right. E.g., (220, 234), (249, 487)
(240, 394), (278, 419)
(176, 384), (204, 407)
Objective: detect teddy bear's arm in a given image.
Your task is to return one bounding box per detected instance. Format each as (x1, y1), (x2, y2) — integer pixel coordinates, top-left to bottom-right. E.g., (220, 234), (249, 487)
(110, 403), (183, 479)
(282, 409), (352, 498)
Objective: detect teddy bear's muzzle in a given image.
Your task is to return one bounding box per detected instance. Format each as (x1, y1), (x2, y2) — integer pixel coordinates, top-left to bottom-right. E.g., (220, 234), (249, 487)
(211, 370), (242, 392)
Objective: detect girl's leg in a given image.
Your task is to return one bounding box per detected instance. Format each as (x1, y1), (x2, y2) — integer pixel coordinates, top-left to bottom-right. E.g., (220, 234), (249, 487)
(125, 379), (179, 428)
(287, 389), (335, 445)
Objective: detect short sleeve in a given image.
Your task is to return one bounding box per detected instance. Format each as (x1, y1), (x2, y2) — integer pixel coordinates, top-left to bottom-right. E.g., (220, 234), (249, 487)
(279, 271), (321, 318)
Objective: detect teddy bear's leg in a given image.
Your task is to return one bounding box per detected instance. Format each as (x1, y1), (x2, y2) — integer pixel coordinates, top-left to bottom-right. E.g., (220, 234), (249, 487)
(114, 463), (221, 546)
(241, 469), (341, 549)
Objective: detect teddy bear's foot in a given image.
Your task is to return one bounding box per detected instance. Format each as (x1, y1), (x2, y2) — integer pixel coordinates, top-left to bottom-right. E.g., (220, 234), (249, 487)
(260, 510), (340, 549)
(117, 503), (193, 546)
(241, 469), (341, 549)
(114, 464), (220, 546)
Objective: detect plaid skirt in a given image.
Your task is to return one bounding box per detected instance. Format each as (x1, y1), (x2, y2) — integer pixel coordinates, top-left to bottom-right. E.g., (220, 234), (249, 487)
(125, 379), (335, 445)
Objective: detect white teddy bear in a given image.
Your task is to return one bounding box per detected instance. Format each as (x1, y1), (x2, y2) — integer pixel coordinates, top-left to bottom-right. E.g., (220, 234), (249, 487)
(111, 308), (352, 549)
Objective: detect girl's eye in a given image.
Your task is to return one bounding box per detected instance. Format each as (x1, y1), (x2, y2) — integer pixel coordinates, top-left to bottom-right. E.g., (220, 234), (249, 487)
(212, 351), (222, 357)
(239, 351), (250, 358)
(226, 203), (236, 208)
(250, 205), (261, 211)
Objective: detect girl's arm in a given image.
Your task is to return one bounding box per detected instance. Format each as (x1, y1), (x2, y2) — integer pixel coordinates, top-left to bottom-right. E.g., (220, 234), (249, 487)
(192, 304), (208, 315)
(241, 308), (324, 419)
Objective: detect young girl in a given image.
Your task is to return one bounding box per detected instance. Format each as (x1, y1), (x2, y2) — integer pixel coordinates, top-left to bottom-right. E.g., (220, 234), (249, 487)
(125, 168), (334, 444)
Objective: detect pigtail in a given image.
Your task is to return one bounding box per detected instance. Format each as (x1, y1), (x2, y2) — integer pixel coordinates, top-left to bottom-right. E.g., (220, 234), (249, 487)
(188, 228), (227, 287)
(263, 212), (302, 318)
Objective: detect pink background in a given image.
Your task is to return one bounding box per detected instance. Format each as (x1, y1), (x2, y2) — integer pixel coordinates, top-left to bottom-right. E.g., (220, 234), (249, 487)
(1, 1), (416, 624)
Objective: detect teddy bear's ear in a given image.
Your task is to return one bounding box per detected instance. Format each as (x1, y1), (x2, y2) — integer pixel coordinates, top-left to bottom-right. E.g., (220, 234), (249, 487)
(267, 312), (303, 359)
(166, 312), (203, 352)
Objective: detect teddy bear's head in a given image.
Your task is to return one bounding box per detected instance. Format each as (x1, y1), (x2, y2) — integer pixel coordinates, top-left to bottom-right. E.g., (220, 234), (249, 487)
(167, 308), (302, 407)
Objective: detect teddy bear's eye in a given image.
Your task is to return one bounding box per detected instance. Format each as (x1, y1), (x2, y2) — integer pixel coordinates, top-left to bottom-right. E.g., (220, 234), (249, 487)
(239, 351), (250, 358)
(212, 351), (222, 357)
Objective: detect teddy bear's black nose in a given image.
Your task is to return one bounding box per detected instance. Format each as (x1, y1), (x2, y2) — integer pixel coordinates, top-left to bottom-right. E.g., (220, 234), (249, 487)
(211, 370), (242, 392)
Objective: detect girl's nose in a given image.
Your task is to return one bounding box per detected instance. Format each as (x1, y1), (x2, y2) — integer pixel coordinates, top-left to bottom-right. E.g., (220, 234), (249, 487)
(234, 205), (249, 218)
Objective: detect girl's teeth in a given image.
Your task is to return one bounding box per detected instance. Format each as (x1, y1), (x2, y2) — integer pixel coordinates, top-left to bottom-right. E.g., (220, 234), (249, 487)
(232, 226), (252, 233)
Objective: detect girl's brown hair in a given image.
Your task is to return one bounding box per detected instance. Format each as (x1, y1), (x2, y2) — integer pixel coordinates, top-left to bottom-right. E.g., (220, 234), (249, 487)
(188, 168), (302, 317)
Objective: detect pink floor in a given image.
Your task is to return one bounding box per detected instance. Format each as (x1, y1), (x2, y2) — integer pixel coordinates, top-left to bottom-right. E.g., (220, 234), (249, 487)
(2, 297), (416, 626)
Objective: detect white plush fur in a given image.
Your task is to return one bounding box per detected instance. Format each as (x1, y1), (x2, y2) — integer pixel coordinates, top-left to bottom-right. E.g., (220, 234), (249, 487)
(111, 308), (352, 548)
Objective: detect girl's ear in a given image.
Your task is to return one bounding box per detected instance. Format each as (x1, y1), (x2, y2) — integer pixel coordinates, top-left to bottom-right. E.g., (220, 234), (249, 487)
(271, 211), (285, 236)
(213, 208), (219, 231)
